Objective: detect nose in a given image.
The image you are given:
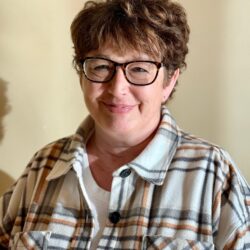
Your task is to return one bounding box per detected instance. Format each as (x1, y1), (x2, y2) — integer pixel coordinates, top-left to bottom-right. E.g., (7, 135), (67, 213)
(107, 67), (129, 96)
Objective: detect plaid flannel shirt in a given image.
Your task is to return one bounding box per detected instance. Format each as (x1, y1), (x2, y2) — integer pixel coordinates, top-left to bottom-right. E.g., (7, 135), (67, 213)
(1, 107), (250, 249)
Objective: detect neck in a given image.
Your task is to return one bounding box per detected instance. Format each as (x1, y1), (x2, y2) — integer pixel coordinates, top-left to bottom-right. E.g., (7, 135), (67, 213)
(87, 122), (158, 172)
(100, 121), (157, 149)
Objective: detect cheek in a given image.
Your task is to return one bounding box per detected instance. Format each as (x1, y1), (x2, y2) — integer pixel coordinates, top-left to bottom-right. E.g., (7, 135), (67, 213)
(81, 81), (103, 98)
(136, 88), (163, 107)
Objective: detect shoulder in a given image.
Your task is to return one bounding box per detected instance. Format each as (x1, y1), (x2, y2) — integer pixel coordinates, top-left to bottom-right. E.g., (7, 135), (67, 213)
(174, 129), (250, 205)
(176, 130), (234, 170)
(0, 135), (75, 210)
(176, 129), (250, 213)
(8, 135), (74, 193)
(27, 136), (73, 170)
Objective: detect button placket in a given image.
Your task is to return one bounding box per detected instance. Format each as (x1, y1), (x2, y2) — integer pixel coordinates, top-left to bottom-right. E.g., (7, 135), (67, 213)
(108, 168), (133, 225)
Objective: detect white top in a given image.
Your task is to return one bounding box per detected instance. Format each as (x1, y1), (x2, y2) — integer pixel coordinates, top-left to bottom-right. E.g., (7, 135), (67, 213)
(83, 166), (110, 250)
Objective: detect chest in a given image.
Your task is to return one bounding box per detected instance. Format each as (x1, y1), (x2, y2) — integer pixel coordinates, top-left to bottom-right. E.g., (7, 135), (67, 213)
(11, 168), (216, 249)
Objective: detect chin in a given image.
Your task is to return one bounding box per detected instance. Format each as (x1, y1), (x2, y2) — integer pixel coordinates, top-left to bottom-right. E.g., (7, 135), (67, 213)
(103, 122), (135, 135)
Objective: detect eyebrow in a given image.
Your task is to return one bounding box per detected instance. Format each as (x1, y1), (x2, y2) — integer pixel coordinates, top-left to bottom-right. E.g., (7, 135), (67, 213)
(86, 54), (155, 63)
(86, 54), (155, 64)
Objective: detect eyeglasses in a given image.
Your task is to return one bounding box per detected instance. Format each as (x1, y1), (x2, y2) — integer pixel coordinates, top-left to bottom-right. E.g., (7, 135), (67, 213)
(81, 57), (165, 86)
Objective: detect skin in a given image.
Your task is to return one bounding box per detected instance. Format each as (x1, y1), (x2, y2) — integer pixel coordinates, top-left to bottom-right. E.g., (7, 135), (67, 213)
(80, 43), (179, 191)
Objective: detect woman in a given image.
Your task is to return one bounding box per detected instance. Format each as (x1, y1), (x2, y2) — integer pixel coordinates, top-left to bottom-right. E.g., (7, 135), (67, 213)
(1, 0), (250, 249)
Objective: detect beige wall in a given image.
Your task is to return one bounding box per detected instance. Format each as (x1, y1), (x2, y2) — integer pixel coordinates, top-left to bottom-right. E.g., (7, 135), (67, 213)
(0, 0), (250, 195)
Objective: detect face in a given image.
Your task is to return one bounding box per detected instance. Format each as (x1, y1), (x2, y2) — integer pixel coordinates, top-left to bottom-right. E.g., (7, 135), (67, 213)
(80, 43), (179, 143)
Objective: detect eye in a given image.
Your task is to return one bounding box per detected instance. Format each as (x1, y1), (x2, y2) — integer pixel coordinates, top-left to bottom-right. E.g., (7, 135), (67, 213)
(128, 62), (154, 75)
(130, 66), (149, 73)
(93, 64), (111, 71)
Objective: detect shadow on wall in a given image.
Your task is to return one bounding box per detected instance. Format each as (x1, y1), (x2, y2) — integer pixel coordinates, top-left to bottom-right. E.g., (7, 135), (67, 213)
(0, 78), (14, 195)
(0, 78), (11, 142)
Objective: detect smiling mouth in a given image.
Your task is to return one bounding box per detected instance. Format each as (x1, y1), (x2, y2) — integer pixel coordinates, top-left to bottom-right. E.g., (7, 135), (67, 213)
(103, 103), (136, 113)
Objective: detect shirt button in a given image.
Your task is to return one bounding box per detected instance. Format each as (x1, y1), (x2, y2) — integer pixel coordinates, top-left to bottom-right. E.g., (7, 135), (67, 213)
(120, 169), (131, 178)
(109, 211), (121, 224)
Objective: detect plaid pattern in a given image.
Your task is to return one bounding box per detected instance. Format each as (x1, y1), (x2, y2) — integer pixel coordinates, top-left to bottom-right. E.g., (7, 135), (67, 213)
(1, 107), (250, 249)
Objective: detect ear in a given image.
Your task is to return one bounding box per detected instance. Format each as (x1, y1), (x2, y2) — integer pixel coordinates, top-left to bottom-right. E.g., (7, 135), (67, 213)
(162, 68), (180, 102)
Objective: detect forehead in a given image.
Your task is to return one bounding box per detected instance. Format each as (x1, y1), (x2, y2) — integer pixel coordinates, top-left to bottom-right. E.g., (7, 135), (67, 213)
(86, 40), (161, 62)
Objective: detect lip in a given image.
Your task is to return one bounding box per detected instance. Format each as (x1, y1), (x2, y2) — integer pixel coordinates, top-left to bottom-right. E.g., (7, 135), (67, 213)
(102, 102), (136, 113)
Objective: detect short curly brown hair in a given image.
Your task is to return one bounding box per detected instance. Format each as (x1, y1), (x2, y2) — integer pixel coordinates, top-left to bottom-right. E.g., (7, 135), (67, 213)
(71, 0), (190, 93)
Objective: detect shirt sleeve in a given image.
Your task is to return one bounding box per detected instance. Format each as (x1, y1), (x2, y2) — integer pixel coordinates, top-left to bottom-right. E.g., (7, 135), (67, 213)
(0, 156), (36, 248)
(214, 150), (250, 249)
(0, 182), (20, 248)
(0, 190), (12, 248)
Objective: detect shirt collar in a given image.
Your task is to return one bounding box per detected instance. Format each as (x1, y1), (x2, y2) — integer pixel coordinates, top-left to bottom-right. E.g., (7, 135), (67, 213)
(46, 116), (94, 181)
(47, 107), (181, 185)
(123, 107), (181, 185)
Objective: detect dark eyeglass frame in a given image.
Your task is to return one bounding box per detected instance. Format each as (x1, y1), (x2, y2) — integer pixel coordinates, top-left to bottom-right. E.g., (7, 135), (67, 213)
(80, 57), (165, 86)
